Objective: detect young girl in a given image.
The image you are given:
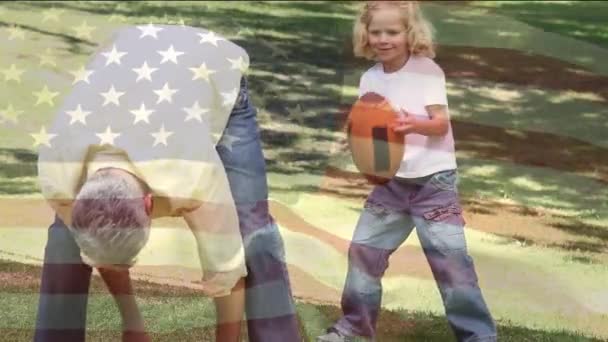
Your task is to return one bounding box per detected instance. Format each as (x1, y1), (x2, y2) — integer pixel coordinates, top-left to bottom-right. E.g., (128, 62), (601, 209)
(318, 2), (497, 341)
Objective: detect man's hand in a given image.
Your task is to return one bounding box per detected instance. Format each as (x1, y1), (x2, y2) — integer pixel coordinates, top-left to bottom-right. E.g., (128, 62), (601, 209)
(200, 271), (244, 297)
(98, 267), (149, 340)
(122, 331), (152, 342)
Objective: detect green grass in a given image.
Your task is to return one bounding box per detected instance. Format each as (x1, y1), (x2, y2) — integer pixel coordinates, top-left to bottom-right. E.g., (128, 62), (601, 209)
(465, 1), (608, 49)
(2, 188), (607, 340)
(1, 259), (604, 341)
(273, 190), (608, 332)
(422, 1), (608, 75)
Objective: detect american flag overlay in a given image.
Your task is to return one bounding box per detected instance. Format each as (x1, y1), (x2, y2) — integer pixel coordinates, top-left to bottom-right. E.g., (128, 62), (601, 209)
(1, 2), (608, 339)
(37, 24), (248, 204)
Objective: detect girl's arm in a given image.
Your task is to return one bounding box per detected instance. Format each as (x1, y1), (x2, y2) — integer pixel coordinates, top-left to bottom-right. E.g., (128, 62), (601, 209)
(391, 104), (449, 136)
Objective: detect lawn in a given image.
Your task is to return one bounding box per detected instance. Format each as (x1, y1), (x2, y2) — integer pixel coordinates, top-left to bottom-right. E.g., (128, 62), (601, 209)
(1, 259), (604, 341)
(1, 1), (607, 341)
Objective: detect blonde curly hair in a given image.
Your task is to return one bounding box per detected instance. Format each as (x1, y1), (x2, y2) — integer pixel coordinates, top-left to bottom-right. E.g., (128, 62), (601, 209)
(353, 1), (436, 60)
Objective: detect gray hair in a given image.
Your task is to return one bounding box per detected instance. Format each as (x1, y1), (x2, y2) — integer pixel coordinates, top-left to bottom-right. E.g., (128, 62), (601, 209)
(70, 169), (151, 267)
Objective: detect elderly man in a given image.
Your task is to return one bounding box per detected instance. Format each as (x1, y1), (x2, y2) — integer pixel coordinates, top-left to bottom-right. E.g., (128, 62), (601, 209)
(34, 24), (301, 341)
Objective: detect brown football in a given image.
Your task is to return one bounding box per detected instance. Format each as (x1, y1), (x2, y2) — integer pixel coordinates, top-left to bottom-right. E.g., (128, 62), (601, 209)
(346, 92), (405, 185)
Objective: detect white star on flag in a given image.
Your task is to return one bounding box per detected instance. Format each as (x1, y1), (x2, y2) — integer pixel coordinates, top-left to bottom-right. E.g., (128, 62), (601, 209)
(34, 85), (60, 107)
(151, 124), (173, 146)
(96, 126), (120, 145)
(39, 49), (57, 67)
(261, 40), (289, 59)
(130, 103), (154, 124)
(1, 104), (23, 124)
(66, 104), (91, 125)
(102, 45), (128, 66)
(154, 83), (178, 104)
(37, 25), (250, 204)
(158, 45), (184, 64)
(227, 56), (249, 73)
(7, 25), (25, 40)
(42, 8), (64, 22)
(189, 63), (215, 82)
(197, 31), (223, 46)
(31, 126), (57, 148)
(72, 21), (96, 40)
(70, 66), (94, 84)
(288, 103), (307, 124)
(109, 14), (125, 23)
(221, 88), (239, 107)
(161, 12), (171, 24)
(183, 101), (209, 122)
(218, 133), (240, 152)
(132, 61), (158, 82)
(236, 27), (254, 38)
(2, 64), (25, 83)
(138, 24), (164, 39)
(100, 85), (125, 106)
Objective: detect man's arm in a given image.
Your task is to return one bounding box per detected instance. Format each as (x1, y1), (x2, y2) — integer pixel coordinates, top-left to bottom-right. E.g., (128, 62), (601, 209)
(213, 277), (246, 342)
(98, 267), (151, 342)
(182, 201), (247, 342)
(47, 199), (74, 227)
(181, 201), (247, 293)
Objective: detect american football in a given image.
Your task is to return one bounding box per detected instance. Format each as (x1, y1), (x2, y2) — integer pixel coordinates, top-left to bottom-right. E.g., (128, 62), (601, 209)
(346, 92), (405, 185)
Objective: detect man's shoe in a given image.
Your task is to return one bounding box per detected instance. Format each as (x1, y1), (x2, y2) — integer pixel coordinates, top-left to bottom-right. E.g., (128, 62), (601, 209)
(317, 328), (353, 342)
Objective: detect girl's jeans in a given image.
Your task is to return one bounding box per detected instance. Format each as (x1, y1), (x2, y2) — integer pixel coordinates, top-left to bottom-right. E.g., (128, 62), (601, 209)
(334, 170), (497, 342)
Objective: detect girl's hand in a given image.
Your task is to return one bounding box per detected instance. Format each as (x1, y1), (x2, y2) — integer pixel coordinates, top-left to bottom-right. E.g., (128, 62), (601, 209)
(390, 109), (417, 134)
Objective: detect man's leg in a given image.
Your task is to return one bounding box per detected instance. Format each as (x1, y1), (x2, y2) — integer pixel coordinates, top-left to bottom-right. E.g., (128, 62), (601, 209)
(34, 216), (93, 342)
(217, 77), (301, 341)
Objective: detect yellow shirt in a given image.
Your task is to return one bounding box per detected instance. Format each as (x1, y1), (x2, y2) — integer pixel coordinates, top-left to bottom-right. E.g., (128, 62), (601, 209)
(80, 146), (246, 275)
(37, 24), (249, 276)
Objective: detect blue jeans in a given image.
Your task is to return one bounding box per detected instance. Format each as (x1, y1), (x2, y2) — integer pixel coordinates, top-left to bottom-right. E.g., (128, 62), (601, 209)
(334, 170), (497, 342)
(34, 78), (302, 342)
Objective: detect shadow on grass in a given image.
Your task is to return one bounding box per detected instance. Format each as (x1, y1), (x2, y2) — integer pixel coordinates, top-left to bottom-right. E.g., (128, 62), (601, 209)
(462, 1), (608, 49)
(267, 160), (608, 255)
(0, 148), (37, 163)
(460, 192), (608, 255)
(0, 20), (97, 56)
(0, 179), (38, 195)
(0, 148), (38, 194)
(302, 303), (605, 342)
(2, 2), (607, 256)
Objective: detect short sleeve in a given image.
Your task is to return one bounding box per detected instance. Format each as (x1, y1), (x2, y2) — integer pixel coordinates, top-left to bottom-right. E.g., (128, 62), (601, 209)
(189, 201), (247, 275)
(358, 72), (371, 98)
(423, 72), (448, 106)
(181, 161), (247, 276)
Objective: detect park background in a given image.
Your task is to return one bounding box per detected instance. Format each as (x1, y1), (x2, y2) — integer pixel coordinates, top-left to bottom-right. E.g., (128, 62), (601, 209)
(0, 1), (607, 341)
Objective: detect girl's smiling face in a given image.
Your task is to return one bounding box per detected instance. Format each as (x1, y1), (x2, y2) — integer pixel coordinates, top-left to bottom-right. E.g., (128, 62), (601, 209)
(367, 8), (409, 72)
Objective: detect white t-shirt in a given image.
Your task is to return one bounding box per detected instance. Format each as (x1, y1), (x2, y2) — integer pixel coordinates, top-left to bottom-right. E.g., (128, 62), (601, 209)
(358, 56), (457, 178)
